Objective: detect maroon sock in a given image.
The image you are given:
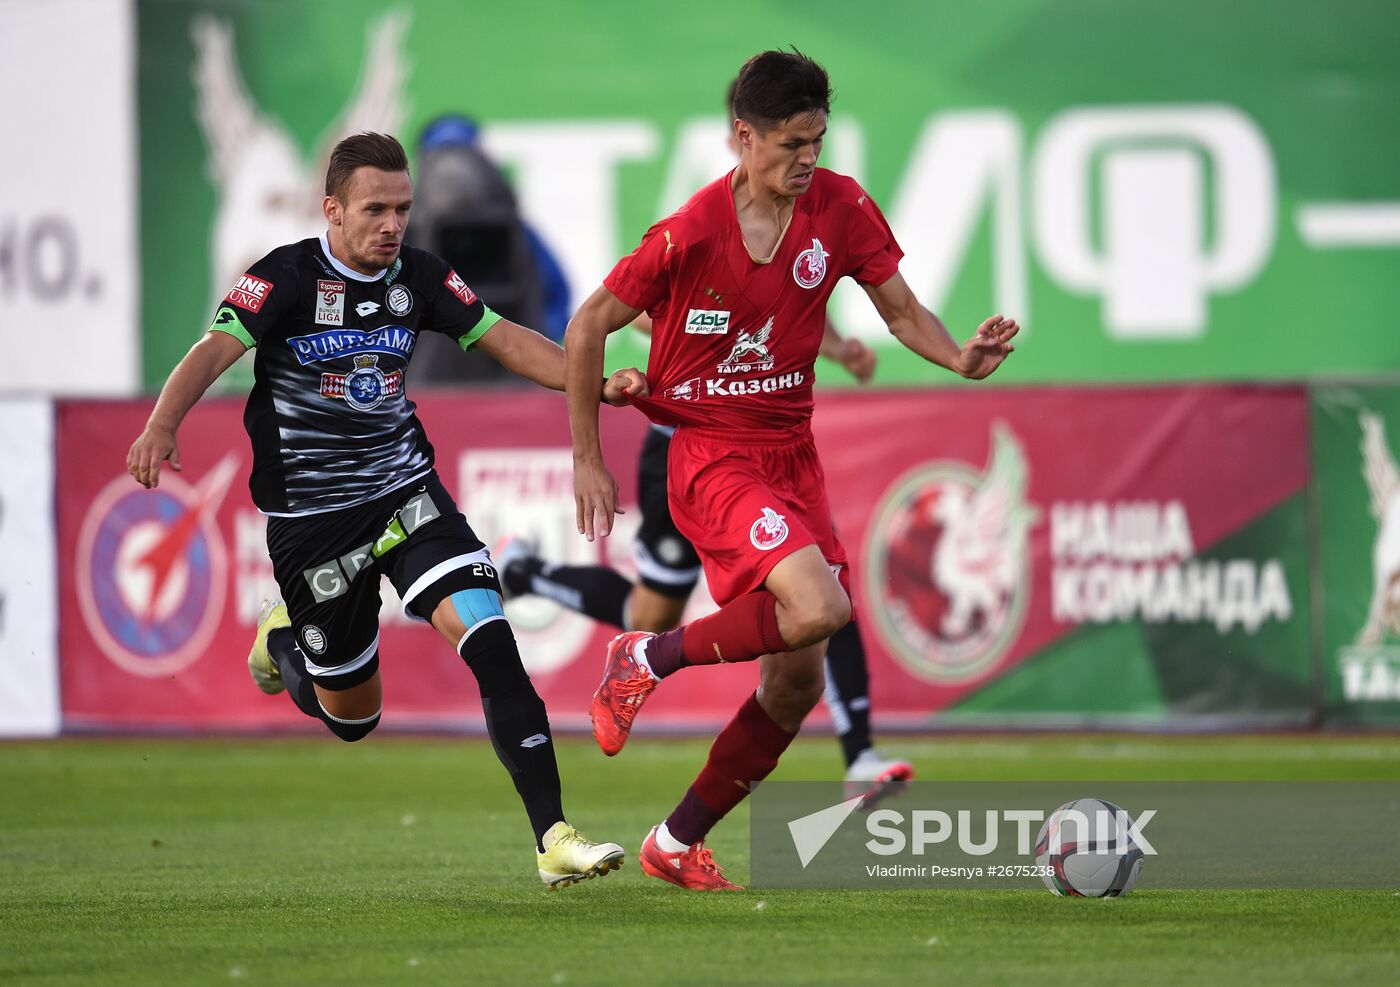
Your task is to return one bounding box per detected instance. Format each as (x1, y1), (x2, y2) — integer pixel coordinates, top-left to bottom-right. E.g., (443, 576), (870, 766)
(665, 692), (797, 845)
(647, 591), (789, 678)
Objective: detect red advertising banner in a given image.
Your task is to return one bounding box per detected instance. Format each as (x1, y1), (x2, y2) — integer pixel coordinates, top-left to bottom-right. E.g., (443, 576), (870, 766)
(58, 394), (753, 732)
(58, 385), (1310, 732)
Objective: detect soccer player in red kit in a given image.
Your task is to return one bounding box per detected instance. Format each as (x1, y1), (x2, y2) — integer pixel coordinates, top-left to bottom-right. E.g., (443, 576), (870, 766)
(566, 50), (1018, 891)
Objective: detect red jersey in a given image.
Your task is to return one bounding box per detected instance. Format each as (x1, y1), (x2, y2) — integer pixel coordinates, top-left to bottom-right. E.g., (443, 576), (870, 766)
(605, 168), (903, 433)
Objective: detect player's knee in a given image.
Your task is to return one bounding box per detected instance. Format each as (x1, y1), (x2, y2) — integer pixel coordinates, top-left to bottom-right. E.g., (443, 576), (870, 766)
(787, 593), (851, 647)
(308, 652), (382, 737)
(408, 548), (504, 635)
(820, 594), (853, 639)
(318, 703), (381, 742)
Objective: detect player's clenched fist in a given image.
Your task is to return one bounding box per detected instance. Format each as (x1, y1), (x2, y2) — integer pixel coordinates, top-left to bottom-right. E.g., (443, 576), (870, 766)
(837, 338), (877, 383)
(603, 367), (649, 406)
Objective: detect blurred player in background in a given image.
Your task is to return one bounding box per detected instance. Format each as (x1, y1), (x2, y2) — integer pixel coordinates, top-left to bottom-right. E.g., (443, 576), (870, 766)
(566, 51), (1018, 890)
(406, 115), (574, 384)
(501, 78), (911, 808)
(127, 132), (645, 890)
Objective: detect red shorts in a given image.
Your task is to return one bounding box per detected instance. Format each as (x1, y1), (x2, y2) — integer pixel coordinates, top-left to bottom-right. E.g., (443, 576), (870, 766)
(667, 426), (847, 606)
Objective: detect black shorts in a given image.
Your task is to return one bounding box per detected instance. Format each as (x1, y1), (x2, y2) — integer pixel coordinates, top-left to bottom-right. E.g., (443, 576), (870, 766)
(265, 471), (493, 685)
(635, 426), (702, 599)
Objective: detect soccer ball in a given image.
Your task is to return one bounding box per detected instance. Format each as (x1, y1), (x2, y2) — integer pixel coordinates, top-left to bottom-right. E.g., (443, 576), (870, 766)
(1034, 798), (1144, 897)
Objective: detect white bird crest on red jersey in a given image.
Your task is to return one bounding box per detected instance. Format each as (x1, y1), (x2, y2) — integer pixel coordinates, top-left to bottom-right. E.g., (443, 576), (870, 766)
(719, 317), (775, 370)
(793, 237), (830, 289)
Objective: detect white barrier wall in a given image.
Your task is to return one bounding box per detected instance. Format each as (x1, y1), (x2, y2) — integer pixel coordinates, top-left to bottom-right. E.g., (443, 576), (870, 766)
(1, 0), (138, 396)
(0, 399), (59, 736)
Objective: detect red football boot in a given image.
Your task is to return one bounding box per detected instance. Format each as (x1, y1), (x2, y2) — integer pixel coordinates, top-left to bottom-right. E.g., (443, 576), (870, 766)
(590, 631), (659, 756)
(639, 825), (743, 891)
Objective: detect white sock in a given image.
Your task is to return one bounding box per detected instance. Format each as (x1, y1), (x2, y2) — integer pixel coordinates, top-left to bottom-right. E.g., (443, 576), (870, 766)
(633, 637), (659, 680)
(655, 821), (689, 853)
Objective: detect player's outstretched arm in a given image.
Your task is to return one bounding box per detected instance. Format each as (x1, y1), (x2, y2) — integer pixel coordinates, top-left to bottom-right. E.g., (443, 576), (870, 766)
(861, 271), (1017, 380)
(127, 330), (248, 489)
(473, 318), (572, 389)
(565, 286), (642, 542)
(472, 317), (649, 404)
(818, 315), (877, 383)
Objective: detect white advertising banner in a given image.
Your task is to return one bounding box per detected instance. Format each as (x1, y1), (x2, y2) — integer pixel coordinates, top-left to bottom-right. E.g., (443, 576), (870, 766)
(1, 0), (138, 395)
(0, 399), (60, 736)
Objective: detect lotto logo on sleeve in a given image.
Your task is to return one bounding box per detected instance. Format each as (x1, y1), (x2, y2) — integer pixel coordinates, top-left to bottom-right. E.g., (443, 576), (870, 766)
(226, 274), (273, 313)
(444, 270), (478, 306)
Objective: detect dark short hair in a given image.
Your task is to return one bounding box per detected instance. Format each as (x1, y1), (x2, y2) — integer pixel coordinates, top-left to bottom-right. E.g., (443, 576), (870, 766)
(731, 49), (832, 130)
(324, 132), (410, 200)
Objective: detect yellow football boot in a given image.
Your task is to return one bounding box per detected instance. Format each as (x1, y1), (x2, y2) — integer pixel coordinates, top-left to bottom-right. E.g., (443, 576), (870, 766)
(536, 822), (625, 890)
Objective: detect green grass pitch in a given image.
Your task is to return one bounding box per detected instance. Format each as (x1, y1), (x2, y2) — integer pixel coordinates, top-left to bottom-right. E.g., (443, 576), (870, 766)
(3, 734), (1398, 985)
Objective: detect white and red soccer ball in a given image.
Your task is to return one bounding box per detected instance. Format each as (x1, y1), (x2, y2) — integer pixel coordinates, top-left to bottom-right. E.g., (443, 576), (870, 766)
(1034, 798), (1146, 897)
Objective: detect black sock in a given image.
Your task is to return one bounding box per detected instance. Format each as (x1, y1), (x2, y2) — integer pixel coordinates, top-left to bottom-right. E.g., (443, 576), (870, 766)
(460, 621), (565, 850)
(823, 620), (873, 768)
(498, 555), (538, 597)
(269, 627), (322, 721)
(508, 560), (633, 630)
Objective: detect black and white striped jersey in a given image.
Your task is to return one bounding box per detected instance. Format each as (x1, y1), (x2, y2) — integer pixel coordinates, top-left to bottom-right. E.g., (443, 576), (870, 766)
(209, 235), (500, 516)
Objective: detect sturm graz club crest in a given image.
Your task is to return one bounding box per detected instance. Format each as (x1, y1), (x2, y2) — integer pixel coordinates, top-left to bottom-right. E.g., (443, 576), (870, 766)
(386, 283), (413, 316)
(863, 423), (1037, 683)
(302, 624), (328, 655)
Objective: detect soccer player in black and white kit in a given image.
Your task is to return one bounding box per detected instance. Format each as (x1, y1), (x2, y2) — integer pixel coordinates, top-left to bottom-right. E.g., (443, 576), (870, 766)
(127, 133), (639, 890)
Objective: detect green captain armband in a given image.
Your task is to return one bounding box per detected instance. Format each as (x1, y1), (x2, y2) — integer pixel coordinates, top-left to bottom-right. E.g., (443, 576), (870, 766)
(209, 305), (255, 348)
(457, 304), (504, 352)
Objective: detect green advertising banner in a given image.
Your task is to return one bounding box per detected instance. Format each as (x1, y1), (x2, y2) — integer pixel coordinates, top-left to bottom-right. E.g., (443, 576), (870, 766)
(810, 384), (1313, 728)
(139, 0), (1400, 392)
(1312, 383), (1400, 725)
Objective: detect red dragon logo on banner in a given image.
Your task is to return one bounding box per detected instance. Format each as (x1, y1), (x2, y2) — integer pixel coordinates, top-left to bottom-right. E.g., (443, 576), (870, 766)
(863, 423), (1037, 684)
